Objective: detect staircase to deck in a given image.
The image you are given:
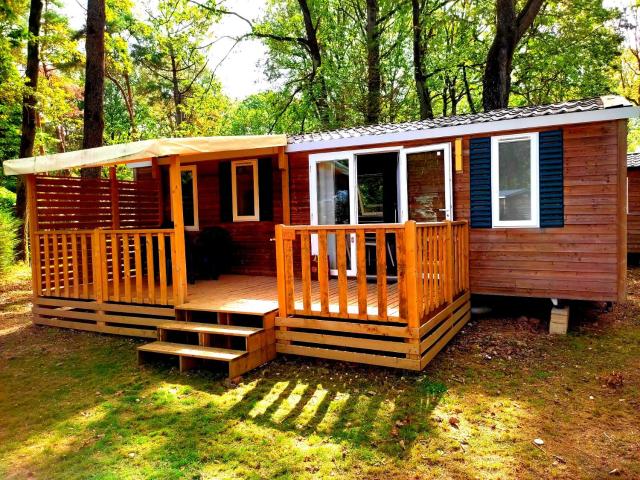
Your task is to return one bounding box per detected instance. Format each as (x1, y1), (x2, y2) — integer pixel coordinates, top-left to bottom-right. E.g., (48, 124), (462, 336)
(137, 306), (277, 378)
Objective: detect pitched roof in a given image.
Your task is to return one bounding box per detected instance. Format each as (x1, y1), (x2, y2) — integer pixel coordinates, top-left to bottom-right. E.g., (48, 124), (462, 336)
(629, 152), (640, 168)
(287, 95), (637, 151)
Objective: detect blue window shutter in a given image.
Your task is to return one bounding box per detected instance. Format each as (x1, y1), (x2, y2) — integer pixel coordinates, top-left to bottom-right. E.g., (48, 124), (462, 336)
(470, 137), (492, 228)
(539, 130), (564, 228)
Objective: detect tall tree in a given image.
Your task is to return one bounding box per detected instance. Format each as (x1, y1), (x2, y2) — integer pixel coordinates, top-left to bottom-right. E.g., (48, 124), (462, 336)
(15, 0), (43, 259)
(482, 0), (544, 111)
(82, 0), (106, 178)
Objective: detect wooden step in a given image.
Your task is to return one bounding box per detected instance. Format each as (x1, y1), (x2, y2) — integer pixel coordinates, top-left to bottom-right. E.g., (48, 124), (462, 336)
(138, 341), (246, 362)
(157, 321), (262, 337)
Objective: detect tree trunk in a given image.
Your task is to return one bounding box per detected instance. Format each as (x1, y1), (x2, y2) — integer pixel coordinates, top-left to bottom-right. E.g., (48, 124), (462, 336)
(365, 0), (381, 124)
(16, 0), (44, 260)
(170, 50), (184, 127)
(482, 0), (545, 111)
(411, 0), (433, 120)
(81, 0), (105, 178)
(297, 0), (330, 128)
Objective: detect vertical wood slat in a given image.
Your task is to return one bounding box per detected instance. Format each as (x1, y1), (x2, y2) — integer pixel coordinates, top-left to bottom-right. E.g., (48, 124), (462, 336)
(275, 225), (289, 319)
(170, 232), (177, 305)
(134, 234), (142, 302)
(403, 221), (419, 328)
(356, 229), (367, 316)
(283, 233), (295, 314)
(317, 230), (329, 314)
(300, 231), (311, 313)
(376, 230), (387, 320)
(52, 233), (60, 296)
(396, 229), (407, 320)
(336, 231), (348, 314)
(43, 233), (50, 295)
(71, 233), (79, 298)
(111, 233), (120, 301)
(123, 233), (132, 303)
(33, 233), (42, 296)
(100, 232), (109, 301)
(81, 234), (89, 298)
(158, 233), (168, 305)
(61, 234), (69, 297)
(446, 222), (454, 303)
(146, 233), (155, 304)
(93, 229), (105, 303)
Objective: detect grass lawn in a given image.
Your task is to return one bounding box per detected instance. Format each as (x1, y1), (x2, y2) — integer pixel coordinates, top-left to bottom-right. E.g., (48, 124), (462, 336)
(1, 263), (639, 479)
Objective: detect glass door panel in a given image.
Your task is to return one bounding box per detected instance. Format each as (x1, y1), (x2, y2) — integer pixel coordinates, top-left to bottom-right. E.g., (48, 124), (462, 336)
(314, 159), (355, 274)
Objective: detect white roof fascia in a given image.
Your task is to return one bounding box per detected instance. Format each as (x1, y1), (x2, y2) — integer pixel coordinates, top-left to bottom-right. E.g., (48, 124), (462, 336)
(285, 106), (640, 153)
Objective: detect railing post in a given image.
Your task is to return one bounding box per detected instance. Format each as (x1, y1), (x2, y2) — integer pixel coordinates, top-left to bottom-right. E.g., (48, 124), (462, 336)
(168, 155), (187, 305)
(404, 221), (420, 329)
(446, 221), (454, 303)
(92, 229), (104, 330)
(274, 224), (288, 318)
(25, 175), (41, 298)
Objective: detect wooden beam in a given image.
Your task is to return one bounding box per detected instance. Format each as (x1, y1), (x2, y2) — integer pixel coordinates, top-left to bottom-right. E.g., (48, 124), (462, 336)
(168, 155), (187, 304)
(109, 166), (120, 229)
(278, 147), (291, 225)
(617, 120), (627, 302)
(151, 157), (163, 226)
(26, 175), (40, 297)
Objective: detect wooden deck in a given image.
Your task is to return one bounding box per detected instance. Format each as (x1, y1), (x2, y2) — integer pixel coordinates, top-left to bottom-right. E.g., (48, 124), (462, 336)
(180, 275), (400, 319)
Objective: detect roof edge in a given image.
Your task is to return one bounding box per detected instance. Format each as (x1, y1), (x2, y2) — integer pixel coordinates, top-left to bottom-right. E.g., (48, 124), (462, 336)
(286, 105), (640, 154)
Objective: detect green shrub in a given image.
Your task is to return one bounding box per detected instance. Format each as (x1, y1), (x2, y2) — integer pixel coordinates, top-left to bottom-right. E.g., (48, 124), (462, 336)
(0, 187), (18, 275)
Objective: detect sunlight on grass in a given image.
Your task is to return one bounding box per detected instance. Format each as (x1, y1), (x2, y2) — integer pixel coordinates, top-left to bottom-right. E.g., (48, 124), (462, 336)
(294, 385), (329, 428)
(248, 381), (289, 418)
(271, 382), (309, 424)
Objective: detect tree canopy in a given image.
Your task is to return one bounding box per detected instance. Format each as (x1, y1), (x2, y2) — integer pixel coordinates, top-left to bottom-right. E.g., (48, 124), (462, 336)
(0, 0), (636, 171)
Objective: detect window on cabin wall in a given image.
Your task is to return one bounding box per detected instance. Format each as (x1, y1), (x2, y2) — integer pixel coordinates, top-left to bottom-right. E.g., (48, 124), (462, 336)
(491, 133), (539, 228)
(232, 159), (260, 221)
(180, 165), (199, 231)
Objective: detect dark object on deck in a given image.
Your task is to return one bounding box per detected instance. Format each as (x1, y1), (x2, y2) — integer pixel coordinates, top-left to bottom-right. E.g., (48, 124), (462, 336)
(193, 227), (232, 280)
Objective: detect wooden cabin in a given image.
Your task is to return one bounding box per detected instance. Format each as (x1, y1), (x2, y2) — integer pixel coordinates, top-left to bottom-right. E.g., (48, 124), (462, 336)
(628, 152), (640, 256)
(2, 96), (637, 378)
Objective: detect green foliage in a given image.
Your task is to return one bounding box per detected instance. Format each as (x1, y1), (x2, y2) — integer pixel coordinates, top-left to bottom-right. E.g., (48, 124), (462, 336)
(0, 186), (18, 274)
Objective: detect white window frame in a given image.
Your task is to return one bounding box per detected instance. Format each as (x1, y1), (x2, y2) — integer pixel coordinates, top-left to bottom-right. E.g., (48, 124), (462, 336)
(231, 159), (260, 222)
(400, 143), (453, 221)
(180, 165), (199, 231)
(491, 132), (539, 228)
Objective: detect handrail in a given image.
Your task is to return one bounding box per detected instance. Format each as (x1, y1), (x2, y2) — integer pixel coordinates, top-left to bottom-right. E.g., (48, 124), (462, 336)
(274, 220), (470, 328)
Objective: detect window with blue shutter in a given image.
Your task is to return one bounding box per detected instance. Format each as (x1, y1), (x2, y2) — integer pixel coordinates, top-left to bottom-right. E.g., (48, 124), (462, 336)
(538, 130), (564, 228)
(470, 137), (492, 228)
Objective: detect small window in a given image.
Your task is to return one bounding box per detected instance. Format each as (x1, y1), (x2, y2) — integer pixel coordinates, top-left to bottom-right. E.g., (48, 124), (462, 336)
(491, 133), (539, 228)
(232, 159), (260, 222)
(181, 165), (199, 231)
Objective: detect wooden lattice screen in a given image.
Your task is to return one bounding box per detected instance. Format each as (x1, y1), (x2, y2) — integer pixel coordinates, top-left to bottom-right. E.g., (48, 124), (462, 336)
(35, 175), (162, 231)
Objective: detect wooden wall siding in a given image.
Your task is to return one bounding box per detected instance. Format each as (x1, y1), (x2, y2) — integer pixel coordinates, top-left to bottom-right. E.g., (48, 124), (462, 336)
(288, 120), (626, 302)
(181, 157), (283, 276)
(34, 175), (161, 231)
(628, 169), (640, 253)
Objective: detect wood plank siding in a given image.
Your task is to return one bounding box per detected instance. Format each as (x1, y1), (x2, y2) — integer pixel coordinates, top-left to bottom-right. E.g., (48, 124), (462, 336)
(628, 168), (640, 253)
(289, 120), (627, 302)
(139, 155), (283, 276)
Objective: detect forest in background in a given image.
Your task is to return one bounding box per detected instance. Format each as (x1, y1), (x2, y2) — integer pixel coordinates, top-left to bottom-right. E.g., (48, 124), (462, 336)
(1, 0), (640, 269)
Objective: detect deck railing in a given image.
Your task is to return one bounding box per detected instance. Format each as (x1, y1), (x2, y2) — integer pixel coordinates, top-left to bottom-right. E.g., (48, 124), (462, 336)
(275, 220), (469, 328)
(33, 228), (184, 306)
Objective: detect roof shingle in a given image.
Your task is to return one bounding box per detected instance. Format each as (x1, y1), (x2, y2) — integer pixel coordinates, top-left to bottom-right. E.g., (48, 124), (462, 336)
(628, 152), (640, 168)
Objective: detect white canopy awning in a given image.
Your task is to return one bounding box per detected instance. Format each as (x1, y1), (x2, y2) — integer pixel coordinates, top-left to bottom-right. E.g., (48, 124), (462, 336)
(2, 135), (288, 176)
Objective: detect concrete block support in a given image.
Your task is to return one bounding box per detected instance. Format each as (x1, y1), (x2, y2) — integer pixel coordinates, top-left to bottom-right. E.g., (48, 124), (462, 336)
(549, 306), (570, 335)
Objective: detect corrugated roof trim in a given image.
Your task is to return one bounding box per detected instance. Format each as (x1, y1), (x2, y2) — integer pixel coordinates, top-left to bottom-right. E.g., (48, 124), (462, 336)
(288, 96), (633, 145)
(628, 152), (640, 168)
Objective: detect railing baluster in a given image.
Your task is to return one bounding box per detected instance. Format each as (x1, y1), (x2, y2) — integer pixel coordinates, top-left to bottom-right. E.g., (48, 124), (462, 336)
(283, 232), (295, 314)
(396, 228), (407, 319)
(356, 229), (367, 316)
(43, 233), (50, 295)
(81, 234), (88, 298)
(146, 233), (155, 304)
(170, 232), (177, 305)
(317, 230), (329, 314)
(111, 233), (120, 301)
(300, 231), (311, 313)
(123, 233), (131, 303)
(158, 233), (167, 305)
(375, 229), (387, 320)
(336, 230), (348, 314)
(71, 233), (79, 298)
(134, 233), (142, 302)
(52, 233), (60, 296)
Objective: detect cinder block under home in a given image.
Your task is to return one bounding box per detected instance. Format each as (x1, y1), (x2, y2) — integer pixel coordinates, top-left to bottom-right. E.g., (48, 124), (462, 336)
(549, 306), (570, 335)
